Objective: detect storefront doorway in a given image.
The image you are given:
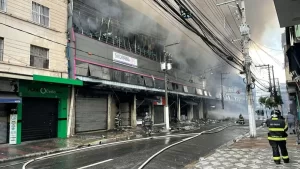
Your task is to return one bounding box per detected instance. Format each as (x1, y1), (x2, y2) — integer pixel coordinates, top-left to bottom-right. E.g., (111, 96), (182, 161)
(21, 98), (58, 141)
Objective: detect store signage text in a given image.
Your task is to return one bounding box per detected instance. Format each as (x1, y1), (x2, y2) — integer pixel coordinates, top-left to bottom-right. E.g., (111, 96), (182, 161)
(153, 97), (166, 106)
(113, 52), (138, 68)
(28, 87), (58, 95)
(9, 114), (17, 144)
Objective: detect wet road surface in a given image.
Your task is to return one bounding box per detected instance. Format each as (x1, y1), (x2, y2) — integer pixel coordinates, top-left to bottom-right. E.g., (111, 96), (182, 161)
(23, 125), (249, 169)
(0, 123), (259, 169)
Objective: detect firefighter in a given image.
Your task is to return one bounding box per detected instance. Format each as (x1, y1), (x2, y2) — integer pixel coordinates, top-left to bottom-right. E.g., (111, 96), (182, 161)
(266, 110), (289, 164)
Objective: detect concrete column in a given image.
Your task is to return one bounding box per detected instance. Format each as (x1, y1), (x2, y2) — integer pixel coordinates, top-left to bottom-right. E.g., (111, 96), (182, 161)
(131, 94), (137, 127)
(199, 100), (204, 119)
(107, 94), (113, 130)
(67, 86), (75, 137)
(188, 104), (193, 120)
(177, 98), (181, 121)
(150, 104), (154, 122)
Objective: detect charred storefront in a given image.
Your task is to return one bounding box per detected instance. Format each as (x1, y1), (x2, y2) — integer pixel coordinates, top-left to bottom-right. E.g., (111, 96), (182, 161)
(68, 0), (216, 133)
(75, 88), (108, 132)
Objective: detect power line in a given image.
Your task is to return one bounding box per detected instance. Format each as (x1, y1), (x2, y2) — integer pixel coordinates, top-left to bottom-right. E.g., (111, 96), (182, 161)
(152, 0), (244, 71)
(157, 0), (244, 66)
(251, 39), (283, 51)
(251, 41), (265, 64)
(210, 0), (239, 38)
(1, 21), (228, 89)
(227, 4), (239, 30)
(251, 39), (283, 66)
(143, 0), (224, 64)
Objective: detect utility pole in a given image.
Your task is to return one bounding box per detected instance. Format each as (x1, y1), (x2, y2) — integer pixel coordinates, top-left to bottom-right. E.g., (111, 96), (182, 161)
(255, 64), (272, 96)
(276, 78), (281, 96)
(162, 42), (179, 131)
(221, 73), (229, 109)
(217, 0), (256, 137)
(272, 66), (277, 97)
(164, 52), (169, 130)
(276, 78), (282, 112)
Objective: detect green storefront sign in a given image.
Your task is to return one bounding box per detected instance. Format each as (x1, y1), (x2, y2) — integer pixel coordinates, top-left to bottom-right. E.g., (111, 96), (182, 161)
(17, 80), (69, 144)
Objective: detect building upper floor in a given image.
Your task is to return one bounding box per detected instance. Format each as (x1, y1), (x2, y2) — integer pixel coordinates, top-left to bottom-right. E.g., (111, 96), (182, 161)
(0, 0), (69, 79)
(70, 0), (245, 99)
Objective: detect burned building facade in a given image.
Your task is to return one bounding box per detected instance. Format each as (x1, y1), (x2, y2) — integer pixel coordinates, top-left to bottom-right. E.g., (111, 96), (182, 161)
(66, 0), (217, 134)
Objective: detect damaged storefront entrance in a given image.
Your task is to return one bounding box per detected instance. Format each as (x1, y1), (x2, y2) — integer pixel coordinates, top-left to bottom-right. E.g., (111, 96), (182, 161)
(136, 96), (159, 125)
(110, 92), (135, 128)
(75, 88), (108, 132)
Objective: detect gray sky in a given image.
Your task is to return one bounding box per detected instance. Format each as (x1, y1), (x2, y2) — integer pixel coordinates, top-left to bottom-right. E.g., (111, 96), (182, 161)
(245, 0), (285, 83)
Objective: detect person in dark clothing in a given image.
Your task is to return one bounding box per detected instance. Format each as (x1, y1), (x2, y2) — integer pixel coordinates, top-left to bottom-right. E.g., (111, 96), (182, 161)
(266, 110), (289, 164)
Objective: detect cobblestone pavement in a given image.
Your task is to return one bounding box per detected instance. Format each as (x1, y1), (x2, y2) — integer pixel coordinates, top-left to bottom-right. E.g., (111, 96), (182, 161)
(193, 127), (300, 169)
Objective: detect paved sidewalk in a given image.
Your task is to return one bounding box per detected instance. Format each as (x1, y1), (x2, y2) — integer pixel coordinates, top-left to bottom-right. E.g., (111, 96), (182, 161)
(193, 127), (300, 169)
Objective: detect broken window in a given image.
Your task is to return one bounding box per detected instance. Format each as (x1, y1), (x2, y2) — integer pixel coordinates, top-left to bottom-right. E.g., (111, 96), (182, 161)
(73, 1), (165, 63)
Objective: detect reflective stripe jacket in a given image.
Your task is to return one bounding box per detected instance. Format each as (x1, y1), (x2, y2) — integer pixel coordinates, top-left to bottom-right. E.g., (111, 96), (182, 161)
(266, 117), (288, 141)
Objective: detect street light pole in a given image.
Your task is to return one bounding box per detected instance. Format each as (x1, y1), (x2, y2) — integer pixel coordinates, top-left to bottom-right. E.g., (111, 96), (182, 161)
(164, 52), (169, 130)
(163, 42), (179, 131)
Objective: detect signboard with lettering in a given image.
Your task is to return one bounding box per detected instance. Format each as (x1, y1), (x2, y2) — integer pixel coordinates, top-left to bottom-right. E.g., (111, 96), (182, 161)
(19, 80), (69, 99)
(9, 114), (17, 144)
(153, 97), (166, 105)
(113, 52), (138, 68)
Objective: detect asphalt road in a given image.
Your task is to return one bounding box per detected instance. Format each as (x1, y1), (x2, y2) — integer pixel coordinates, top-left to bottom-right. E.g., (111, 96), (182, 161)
(0, 122), (261, 169)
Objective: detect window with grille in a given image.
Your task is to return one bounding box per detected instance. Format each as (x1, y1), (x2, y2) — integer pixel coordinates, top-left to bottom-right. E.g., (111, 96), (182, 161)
(0, 38), (3, 61)
(0, 0), (5, 12)
(30, 45), (49, 69)
(32, 2), (49, 27)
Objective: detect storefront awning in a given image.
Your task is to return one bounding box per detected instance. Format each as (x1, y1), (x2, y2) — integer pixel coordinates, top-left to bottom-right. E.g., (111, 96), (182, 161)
(0, 93), (21, 103)
(33, 75), (83, 86)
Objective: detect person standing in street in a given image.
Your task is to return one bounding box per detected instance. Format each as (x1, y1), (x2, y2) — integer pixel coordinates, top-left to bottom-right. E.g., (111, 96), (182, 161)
(287, 112), (296, 134)
(266, 110), (289, 164)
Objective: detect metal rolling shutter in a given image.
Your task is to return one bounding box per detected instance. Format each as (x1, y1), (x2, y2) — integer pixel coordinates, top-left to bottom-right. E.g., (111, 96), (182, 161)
(119, 103), (130, 126)
(75, 96), (107, 132)
(154, 106), (164, 124)
(22, 98), (58, 142)
(0, 104), (7, 144)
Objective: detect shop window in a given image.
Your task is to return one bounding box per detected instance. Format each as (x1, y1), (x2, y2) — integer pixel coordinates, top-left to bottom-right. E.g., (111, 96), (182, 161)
(0, 0), (6, 12)
(0, 37), (3, 61)
(30, 45), (49, 69)
(32, 2), (50, 27)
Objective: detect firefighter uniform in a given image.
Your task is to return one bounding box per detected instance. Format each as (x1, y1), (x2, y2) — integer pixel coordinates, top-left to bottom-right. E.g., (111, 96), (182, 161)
(266, 112), (289, 164)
